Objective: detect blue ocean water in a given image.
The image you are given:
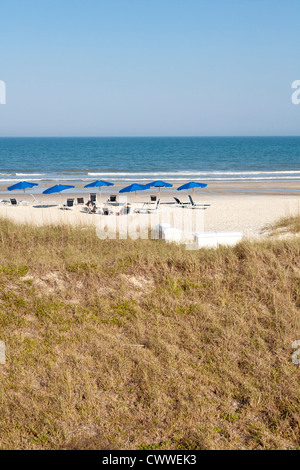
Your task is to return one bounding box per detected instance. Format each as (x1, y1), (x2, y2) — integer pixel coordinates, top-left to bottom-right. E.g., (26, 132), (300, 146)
(0, 137), (299, 187)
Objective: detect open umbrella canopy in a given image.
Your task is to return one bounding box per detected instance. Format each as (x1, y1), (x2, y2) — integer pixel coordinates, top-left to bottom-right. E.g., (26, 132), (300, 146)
(84, 180), (114, 189)
(148, 180), (173, 198)
(119, 183), (150, 193)
(7, 181), (38, 192)
(177, 182), (207, 191)
(43, 184), (75, 195)
(119, 183), (150, 202)
(84, 180), (114, 203)
(148, 180), (173, 188)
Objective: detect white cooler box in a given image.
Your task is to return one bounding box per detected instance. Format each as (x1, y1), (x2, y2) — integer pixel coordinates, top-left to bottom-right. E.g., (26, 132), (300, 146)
(193, 231), (243, 248)
(156, 223), (183, 243)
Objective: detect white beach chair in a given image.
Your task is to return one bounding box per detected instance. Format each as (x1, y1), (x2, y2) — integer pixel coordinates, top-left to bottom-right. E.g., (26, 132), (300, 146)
(30, 194), (39, 205)
(30, 194), (57, 208)
(135, 199), (160, 214)
(188, 195), (211, 209)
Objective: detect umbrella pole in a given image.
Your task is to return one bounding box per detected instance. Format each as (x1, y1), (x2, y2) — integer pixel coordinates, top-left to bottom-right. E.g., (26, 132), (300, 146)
(99, 188), (102, 204)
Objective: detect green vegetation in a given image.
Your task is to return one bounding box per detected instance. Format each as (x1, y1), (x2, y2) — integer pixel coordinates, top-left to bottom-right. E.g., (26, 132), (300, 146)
(0, 217), (299, 450)
(264, 214), (300, 236)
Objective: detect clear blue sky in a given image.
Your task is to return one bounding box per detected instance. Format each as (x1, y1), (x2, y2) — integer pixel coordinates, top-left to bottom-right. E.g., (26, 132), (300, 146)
(0, 0), (299, 136)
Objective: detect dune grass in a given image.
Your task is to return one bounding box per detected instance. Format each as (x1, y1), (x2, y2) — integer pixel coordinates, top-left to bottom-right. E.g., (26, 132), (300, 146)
(0, 217), (299, 450)
(264, 215), (300, 236)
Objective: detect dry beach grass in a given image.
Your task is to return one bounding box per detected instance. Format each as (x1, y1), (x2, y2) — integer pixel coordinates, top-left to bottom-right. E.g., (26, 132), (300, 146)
(0, 217), (299, 450)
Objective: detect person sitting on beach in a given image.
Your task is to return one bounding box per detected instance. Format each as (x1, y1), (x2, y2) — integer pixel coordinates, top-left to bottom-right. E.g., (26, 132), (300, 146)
(86, 200), (96, 213)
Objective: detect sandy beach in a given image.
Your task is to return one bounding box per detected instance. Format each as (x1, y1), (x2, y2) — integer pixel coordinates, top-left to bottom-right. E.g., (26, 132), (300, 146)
(2, 1), (300, 451)
(1, 182), (299, 239)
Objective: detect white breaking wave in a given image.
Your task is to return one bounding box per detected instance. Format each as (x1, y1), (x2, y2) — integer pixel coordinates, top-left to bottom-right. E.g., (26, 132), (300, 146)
(15, 173), (46, 176)
(1, 176), (300, 183)
(1, 169), (300, 184)
(85, 176), (300, 182)
(0, 178), (44, 183)
(88, 170), (300, 177)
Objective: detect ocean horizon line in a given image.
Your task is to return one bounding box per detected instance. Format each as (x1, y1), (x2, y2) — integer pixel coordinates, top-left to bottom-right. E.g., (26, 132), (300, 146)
(1, 135), (300, 139)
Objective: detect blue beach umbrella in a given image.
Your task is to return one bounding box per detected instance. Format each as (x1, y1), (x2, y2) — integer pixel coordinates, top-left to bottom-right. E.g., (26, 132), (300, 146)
(43, 184), (75, 203)
(7, 181), (38, 194)
(119, 183), (150, 202)
(177, 181), (207, 198)
(43, 184), (75, 195)
(84, 180), (114, 202)
(148, 180), (173, 198)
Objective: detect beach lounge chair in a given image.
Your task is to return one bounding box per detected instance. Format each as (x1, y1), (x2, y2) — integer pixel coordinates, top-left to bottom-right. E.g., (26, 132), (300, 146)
(30, 194), (57, 208)
(188, 195), (211, 209)
(61, 198), (75, 210)
(30, 194), (39, 205)
(135, 199), (160, 214)
(90, 193), (97, 203)
(9, 198), (28, 206)
(0, 199), (10, 205)
(10, 196), (30, 206)
(107, 194), (118, 205)
(133, 203), (145, 213)
(147, 199), (160, 212)
(173, 197), (190, 207)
